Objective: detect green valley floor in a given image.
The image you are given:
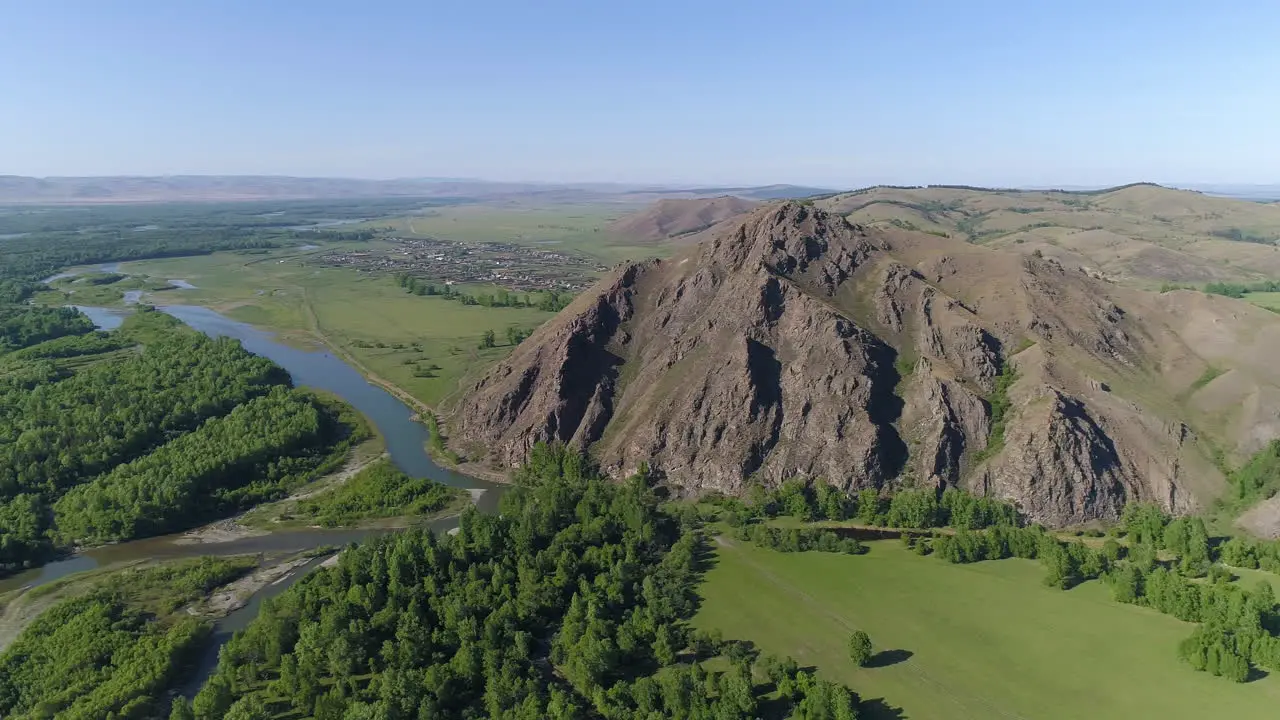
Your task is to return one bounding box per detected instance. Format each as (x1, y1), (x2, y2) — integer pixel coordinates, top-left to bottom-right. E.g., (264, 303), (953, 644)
(695, 537), (1280, 720)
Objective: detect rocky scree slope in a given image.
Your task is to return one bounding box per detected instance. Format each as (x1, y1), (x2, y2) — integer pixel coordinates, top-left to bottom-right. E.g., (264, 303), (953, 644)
(447, 202), (1280, 525)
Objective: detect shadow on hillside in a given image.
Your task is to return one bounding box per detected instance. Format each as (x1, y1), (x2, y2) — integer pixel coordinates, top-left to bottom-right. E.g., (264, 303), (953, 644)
(866, 648), (913, 668)
(861, 697), (909, 720)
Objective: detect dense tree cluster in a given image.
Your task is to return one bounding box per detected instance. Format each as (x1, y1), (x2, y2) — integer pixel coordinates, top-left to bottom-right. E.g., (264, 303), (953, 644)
(1109, 561), (1280, 682)
(3, 330), (130, 360)
(0, 305), (96, 352)
(1226, 440), (1280, 508)
(395, 273), (574, 312)
(1026, 502), (1280, 682)
(904, 522), (1115, 590)
(0, 309), (360, 573)
(1203, 279), (1280, 298)
(190, 444), (867, 719)
(1218, 535), (1280, 574)
(0, 557), (255, 720)
(0, 280), (40, 304)
(294, 459), (462, 527)
(721, 477), (1019, 531)
(729, 522), (866, 555)
(53, 387), (345, 543)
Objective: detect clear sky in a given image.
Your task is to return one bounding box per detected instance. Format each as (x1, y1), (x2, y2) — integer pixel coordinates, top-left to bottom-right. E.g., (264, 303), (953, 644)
(2, 0), (1276, 187)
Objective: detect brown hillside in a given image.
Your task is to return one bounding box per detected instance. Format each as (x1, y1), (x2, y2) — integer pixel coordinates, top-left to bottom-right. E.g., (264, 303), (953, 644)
(816, 184), (1280, 286)
(608, 196), (760, 242)
(446, 203), (1280, 526)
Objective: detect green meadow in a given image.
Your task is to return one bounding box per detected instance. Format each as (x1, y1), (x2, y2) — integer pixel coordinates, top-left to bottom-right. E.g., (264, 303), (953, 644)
(695, 538), (1280, 720)
(104, 247), (559, 406)
(1245, 291), (1280, 313)
(352, 203), (671, 264)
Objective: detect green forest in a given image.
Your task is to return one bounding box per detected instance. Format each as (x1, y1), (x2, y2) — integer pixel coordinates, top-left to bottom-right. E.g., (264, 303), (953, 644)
(0, 200), (438, 288)
(0, 306), (364, 573)
(292, 459), (463, 527)
(182, 444), (864, 719)
(0, 557), (258, 720)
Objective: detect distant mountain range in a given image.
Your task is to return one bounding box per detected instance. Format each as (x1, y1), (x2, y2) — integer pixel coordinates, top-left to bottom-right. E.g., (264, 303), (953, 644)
(0, 175), (837, 205)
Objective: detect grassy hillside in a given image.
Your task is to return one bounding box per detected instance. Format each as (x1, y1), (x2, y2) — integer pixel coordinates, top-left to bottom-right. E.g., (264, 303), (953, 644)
(697, 538), (1280, 720)
(816, 184), (1280, 287)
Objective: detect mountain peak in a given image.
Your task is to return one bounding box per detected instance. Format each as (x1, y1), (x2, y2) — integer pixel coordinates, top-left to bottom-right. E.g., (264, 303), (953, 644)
(445, 207), (1280, 526)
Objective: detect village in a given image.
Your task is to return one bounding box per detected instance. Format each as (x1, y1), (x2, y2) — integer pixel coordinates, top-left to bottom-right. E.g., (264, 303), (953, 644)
(315, 236), (608, 290)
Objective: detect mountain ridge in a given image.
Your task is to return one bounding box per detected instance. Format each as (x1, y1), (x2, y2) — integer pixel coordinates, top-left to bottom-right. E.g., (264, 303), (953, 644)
(445, 201), (1280, 526)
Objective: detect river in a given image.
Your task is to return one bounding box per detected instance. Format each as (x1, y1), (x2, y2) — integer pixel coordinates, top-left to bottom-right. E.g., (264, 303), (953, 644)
(0, 302), (506, 693)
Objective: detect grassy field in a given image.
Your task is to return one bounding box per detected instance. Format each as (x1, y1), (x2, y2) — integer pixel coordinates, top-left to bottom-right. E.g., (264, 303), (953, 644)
(695, 538), (1280, 720)
(113, 247), (558, 406)
(351, 203), (671, 264)
(1245, 292), (1280, 312)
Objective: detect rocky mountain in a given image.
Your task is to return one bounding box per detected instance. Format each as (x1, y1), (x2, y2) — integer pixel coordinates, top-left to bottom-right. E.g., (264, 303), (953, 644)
(608, 196), (760, 243)
(445, 202), (1280, 526)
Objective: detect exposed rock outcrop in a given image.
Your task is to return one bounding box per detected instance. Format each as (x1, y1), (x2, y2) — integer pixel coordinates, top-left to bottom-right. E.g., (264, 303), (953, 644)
(446, 202), (1275, 525)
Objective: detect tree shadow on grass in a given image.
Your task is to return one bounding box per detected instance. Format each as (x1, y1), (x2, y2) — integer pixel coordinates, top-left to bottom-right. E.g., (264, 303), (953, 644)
(860, 697), (910, 720)
(866, 648), (913, 668)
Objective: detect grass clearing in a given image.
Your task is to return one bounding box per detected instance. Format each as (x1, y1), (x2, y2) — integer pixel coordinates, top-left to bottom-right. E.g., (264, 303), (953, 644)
(695, 538), (1280, 720)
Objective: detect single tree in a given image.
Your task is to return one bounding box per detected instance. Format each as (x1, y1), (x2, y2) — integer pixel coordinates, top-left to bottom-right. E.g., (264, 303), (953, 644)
(479, 329), (496, 349)
(848, 630), (873, 667)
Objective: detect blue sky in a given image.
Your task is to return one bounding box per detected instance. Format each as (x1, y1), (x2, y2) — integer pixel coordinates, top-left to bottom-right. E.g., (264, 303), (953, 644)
(2, 0), (1276, 187)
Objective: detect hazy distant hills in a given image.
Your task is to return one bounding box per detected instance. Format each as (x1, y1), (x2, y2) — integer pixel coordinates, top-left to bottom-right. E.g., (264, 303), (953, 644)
(607, 196), (760, 242)
(0, 175), (834, 205)
(0, 175), (572, 204)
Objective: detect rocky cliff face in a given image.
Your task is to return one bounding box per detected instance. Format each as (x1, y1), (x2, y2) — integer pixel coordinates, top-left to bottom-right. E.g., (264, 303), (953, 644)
(447, 202), (1267, 525)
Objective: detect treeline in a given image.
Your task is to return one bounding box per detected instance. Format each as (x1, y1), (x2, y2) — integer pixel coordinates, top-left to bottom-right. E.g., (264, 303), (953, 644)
(0, 557), (254, 720)
(913, 525), (1118, 590)
(0, 229), (285, 283)
(293, 458), (461, 527)
(1205, 280), (1280, 298)
(394, 273), (574, 312)
(729, 523), (867, 555)
(0, 202), (397, 284)
(186, 444), (868, 719)
(1212, 228), (1277, 245)
(717, 474), (1280, 684)
(717, 476), (1020, 530)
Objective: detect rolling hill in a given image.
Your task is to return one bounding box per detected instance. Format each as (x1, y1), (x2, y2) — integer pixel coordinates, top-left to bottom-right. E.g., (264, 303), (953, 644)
(607, 196), (760, 242)
(446, 202), (1280, 527)
(814, 183), (1280, 286)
